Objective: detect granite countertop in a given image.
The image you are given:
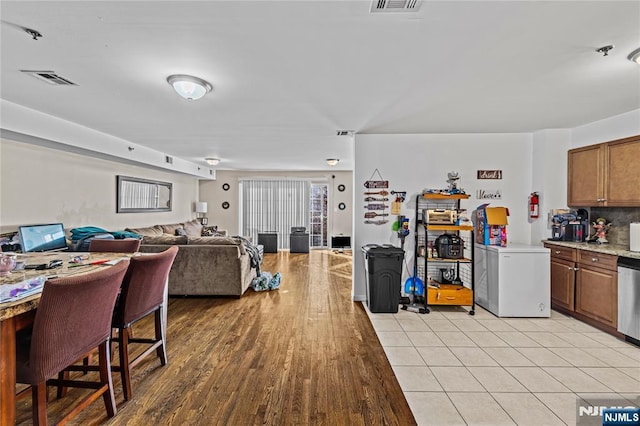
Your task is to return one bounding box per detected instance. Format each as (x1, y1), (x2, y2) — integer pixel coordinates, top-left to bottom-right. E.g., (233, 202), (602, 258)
(543, 240), (640, 260)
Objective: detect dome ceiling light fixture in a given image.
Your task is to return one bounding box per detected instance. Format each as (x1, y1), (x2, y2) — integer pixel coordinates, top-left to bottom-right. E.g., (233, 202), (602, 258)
(326, 158), (340, 166)
(205, 158), (220, 166)
(167, 74), (212, 100)
(628, 47), (640, 64)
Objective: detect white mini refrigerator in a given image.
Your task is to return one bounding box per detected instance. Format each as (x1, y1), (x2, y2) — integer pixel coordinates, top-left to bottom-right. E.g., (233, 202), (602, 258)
(474, 244), (550, 317)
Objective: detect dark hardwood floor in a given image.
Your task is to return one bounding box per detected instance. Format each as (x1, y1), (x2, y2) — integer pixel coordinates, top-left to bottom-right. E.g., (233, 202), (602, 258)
(16, 250), (416, 425)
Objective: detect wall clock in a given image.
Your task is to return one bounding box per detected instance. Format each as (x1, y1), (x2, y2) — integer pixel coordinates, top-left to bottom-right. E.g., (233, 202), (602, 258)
(222, 201), (230, 209)
(338, 202), (346, 210)
(337, 184), (346, 192)
(222, 183), (230, 191)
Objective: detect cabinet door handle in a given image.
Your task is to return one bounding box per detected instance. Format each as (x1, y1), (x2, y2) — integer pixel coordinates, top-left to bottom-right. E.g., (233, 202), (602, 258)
(574, 267), (579, 271)
(567, 266), (573, 270)
(592, 257), (599, 262)
(555, 251), (561, 254)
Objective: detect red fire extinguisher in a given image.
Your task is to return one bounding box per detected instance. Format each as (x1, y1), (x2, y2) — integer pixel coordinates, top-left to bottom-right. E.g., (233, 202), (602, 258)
(529, 192), (539, 219)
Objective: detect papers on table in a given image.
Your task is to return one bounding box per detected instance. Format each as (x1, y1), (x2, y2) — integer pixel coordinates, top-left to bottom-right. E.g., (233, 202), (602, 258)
(0, 275), (46, 303)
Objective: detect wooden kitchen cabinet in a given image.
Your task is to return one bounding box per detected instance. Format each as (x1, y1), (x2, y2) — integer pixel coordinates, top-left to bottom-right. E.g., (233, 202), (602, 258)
(568, 144), (604, 207)
(568, 135), (640, 207)
(606, 137), (640, 206)
(575, 250), (618, 329)
(545, 244), (577, 311)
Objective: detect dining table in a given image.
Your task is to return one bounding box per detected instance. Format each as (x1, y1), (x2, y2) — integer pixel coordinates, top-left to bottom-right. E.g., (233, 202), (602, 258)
(0, 251), (167, 426)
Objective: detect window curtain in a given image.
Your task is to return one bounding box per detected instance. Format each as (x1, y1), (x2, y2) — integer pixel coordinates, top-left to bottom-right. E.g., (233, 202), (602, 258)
(241, 179), (310, 249)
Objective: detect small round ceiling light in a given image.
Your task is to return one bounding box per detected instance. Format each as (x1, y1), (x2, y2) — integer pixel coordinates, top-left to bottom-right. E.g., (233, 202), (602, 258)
(167, 74), (212, 100)
(326, 158), (340, 166)
(205, 158), (220, 166)
(628, 47), (640, 64)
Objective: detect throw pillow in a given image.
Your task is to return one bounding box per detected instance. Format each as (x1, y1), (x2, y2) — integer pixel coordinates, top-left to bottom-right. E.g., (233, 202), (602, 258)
(201, 225), (218, 237)
(125, 225), (164, 237)
(182, 219), (203, 237)
(161, 223), (184, 235)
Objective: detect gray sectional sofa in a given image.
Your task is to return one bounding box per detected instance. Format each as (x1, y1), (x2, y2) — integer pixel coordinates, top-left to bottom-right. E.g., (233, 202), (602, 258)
(127, 220), (257, 297)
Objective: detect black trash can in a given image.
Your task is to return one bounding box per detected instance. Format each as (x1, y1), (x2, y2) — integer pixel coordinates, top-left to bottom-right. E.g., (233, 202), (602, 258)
(361, 244), (405, 313)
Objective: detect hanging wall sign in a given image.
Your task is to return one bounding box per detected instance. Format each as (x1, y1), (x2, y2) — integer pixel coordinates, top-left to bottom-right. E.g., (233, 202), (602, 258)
(476, 189), (502, 199)
(363, 169), (389, 225)
(477, 170), (503, 179)
(364, 180), (389, 189)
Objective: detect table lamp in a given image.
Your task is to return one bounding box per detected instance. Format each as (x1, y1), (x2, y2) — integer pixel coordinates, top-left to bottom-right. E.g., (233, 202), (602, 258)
(195, 202), (208, 225)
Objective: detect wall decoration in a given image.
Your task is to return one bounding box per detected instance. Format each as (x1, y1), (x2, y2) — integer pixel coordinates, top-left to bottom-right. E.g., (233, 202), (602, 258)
(222, 201), (230, 209)
(477, 170), (503, 179)
(222, 183), (230, 191)
(116, 175), (172, 213)
(476, 189), (502, 199)
(338, 202), (346, 210)
(363, 169), (389, 225)
(337, 184), (345, 192)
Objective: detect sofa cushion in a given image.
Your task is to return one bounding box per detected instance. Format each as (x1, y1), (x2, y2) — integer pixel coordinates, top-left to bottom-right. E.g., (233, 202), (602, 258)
(160, 223), (184, 235)
(188, 236), (246, 254)
(126, 225), (164, 237)
(187, 236), (241, 246)
(141, 234), (188, 245)
(182, 219), (203, 237)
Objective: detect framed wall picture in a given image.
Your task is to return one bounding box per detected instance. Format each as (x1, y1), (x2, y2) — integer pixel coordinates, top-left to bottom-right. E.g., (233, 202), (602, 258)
(116, 175), (172, 213)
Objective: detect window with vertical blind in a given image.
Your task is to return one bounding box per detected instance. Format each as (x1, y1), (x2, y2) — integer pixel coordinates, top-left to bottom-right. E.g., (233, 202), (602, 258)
(240, 179), (311, 249)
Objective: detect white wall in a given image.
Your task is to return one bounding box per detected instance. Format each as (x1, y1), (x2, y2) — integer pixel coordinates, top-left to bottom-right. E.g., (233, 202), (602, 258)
(353, 133), (533, 301)
(530, 129), (572, 243)
(199, 170), (353, 241)
(1, 100), (214, 179)
(0, 138), (199, 233)
(571, 108), (640, 148)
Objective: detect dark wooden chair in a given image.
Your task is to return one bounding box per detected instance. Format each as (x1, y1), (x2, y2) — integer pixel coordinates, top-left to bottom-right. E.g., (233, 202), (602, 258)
(89, 238), (141, 253)
(112, 246), (178, 401)
(15, 261), (129, 425)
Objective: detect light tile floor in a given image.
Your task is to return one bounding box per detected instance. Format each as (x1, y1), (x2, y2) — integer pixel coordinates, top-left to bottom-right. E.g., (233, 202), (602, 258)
(364, 304), (640, 426)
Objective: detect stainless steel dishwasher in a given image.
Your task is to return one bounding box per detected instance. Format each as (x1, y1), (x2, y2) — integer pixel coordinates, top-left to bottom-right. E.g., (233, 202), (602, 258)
(618, 257), (640, 344)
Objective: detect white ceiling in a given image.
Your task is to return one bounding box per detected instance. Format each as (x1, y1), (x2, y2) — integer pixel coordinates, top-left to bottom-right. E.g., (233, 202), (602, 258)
(1, 1), (639, 171)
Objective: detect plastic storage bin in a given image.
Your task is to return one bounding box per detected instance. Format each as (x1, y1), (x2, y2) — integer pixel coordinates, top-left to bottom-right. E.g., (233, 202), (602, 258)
(361, 244), (405, 313)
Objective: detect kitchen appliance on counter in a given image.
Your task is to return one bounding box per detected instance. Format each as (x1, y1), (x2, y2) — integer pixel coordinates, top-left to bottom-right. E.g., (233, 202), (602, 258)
(618, 257), (640, 344)
(474, 243), (550, 317)
(424, 209), (457, 225)
(550, 209), (589, 242)
(434, 233), (464, 259)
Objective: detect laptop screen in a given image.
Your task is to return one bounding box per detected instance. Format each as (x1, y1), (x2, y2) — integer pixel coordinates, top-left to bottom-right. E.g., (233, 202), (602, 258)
(18, 223), (68, 252)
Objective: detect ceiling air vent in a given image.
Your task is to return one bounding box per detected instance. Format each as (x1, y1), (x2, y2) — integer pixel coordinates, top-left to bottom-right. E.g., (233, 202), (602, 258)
(20, 70), (77, 85)
(165, 155), (173, 165)
(370, 0), (421, 12)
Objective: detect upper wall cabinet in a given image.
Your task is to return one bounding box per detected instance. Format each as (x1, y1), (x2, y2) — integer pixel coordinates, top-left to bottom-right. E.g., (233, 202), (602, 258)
(568, 135), (640, 207)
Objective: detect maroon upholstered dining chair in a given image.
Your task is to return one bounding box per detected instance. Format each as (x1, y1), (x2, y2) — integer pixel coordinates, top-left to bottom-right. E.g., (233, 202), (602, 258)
(112, 246), (178, 401)
(15, 261), (129, 425)
(89, 238), (141, 253)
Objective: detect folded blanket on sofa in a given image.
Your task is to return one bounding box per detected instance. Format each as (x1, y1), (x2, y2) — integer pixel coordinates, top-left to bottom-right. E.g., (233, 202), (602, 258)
(233, 236), (263, 275)
(70, 226), (141, 241)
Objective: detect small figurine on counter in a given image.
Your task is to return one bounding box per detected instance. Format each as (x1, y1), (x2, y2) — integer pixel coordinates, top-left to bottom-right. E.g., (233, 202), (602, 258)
(591, 217), (612, 244)
(446, 171), (465, 194)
